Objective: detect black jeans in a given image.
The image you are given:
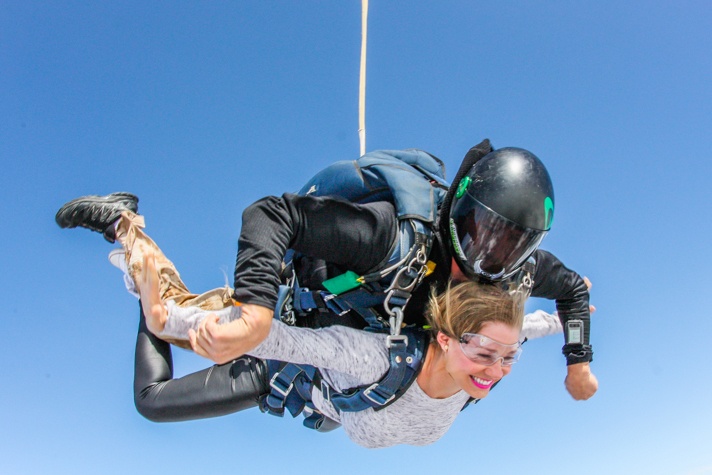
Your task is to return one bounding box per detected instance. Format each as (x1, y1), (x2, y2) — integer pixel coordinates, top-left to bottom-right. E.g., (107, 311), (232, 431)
(133, 304), (270, 422)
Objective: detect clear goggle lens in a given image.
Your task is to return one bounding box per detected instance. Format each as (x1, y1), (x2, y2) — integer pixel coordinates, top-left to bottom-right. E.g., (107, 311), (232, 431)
(458, 333), (522, 366)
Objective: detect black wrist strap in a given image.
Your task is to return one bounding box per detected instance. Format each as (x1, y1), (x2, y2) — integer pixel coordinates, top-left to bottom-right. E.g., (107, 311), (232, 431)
(562, 344), (593, 365)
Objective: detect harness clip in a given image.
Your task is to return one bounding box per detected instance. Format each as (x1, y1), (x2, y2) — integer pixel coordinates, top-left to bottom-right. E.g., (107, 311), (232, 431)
(269, 372), (294, 398)
(386, 334), (408, 349)
(320, 380), (332, 403)
(362, 383), (396, 406)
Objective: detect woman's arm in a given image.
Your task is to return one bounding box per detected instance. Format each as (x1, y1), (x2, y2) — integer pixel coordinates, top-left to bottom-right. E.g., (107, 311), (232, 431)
(133, 305), (269, 422)
(248, 319), (390, 388)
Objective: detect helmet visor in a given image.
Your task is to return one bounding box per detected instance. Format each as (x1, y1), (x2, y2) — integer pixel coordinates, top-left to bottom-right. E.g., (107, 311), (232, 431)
(450, 200), (547, 280)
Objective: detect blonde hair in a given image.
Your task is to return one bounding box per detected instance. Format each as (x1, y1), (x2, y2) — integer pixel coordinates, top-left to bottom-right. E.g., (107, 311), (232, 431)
(425, 281), (524, 339)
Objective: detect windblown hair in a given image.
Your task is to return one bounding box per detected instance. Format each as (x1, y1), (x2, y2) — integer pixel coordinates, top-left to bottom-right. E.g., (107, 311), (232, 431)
(425, 281), (524, 339)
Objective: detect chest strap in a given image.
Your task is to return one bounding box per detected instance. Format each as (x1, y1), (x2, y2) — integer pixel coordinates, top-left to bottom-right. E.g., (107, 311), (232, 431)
(261, 327), (428, 430)
(280, 228), (432, 333)
(321, 329), (426, 412)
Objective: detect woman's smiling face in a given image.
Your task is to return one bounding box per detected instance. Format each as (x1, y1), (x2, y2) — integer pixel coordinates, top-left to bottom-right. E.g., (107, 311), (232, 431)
(437, 321), (520, 400)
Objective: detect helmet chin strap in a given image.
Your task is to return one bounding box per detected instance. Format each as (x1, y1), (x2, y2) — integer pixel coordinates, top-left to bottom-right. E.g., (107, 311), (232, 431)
(473, 260), (505, 281)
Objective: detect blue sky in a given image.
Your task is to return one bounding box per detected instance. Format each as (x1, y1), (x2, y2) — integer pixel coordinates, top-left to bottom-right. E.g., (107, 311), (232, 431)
(2, 1), (711, 474)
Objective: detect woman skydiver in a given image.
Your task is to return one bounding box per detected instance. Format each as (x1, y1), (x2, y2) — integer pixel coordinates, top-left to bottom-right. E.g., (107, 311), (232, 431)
(136, 249), (523, 447)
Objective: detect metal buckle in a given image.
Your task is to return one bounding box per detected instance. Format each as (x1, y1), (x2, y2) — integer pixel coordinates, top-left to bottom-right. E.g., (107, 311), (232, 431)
(320, 380), (331, 403)
(321, 292), (351, 316)
(387, 307), (405, 336)
(276, 285), (296, 325)
(269, 373), (294, 398)
(362, 383), (396, 406)
(382, 242), (428, 323)
(386, 334), (408, 349)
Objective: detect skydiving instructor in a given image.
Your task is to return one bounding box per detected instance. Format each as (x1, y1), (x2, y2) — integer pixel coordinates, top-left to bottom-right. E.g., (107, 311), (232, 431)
(186, 139), (598, 401)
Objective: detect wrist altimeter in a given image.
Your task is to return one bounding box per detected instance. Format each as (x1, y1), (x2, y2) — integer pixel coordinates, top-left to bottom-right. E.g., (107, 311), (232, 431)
(562, 319), (592, 364)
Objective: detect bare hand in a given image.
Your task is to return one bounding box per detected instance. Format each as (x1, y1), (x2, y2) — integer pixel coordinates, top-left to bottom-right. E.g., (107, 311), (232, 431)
(565, 362), (598, 400)
(188, 303), (273, 364)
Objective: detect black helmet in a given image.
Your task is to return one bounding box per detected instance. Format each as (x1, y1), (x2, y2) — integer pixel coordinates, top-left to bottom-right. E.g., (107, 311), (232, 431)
(448, 147), (555, 281)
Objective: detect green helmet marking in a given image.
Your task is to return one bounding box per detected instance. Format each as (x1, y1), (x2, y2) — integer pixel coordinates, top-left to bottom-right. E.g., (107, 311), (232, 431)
(544, 196), (554, 229)
(456, 176), (472, 199)
(449, 219), (468, 262)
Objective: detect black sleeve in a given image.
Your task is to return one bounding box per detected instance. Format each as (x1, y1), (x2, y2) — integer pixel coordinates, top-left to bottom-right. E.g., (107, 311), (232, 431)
(232, 193), (398, 309)
(133, 306), (269, 422)
(530, 250), (593, 365)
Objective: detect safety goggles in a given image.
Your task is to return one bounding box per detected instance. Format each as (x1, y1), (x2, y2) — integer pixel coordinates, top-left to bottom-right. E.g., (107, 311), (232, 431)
(458, 333), (522, 366)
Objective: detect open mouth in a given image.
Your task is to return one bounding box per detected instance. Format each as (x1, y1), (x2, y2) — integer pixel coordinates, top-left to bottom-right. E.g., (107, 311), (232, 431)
(470, 376), (494, 389)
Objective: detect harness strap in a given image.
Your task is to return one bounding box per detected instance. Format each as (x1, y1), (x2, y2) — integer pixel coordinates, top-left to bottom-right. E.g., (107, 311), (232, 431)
(283, 227), (432, 332)
(323, 335), (412, 411)
(262, 327), (427, 430)
(263, 360), (317, 418)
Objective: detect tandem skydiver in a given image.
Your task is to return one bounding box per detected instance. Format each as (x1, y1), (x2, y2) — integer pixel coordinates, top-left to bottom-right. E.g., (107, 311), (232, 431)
(55, 140), (597, 441)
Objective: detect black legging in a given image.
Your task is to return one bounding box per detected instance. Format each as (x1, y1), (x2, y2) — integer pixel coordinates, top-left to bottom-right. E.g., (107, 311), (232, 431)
(133, 304), (270, 422)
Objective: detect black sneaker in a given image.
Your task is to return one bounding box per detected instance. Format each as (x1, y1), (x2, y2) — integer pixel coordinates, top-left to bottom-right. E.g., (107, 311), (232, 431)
(55, 192), (139, 243)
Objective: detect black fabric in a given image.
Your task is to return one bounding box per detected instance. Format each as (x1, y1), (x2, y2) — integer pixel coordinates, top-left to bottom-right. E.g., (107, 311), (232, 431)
(233, 194), (399, 309)
(563, 344), (594, 365)
(133, 305), (270, 422)
(529, 250), (592, 364)
(231, 193), (592, 359)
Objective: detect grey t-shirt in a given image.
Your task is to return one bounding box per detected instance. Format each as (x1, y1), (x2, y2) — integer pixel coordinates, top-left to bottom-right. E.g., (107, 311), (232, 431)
(249, 319), (470, 448)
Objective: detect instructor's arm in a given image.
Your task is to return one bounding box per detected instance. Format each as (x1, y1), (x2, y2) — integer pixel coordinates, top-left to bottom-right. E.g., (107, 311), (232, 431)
(189, 303), (273, 364)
